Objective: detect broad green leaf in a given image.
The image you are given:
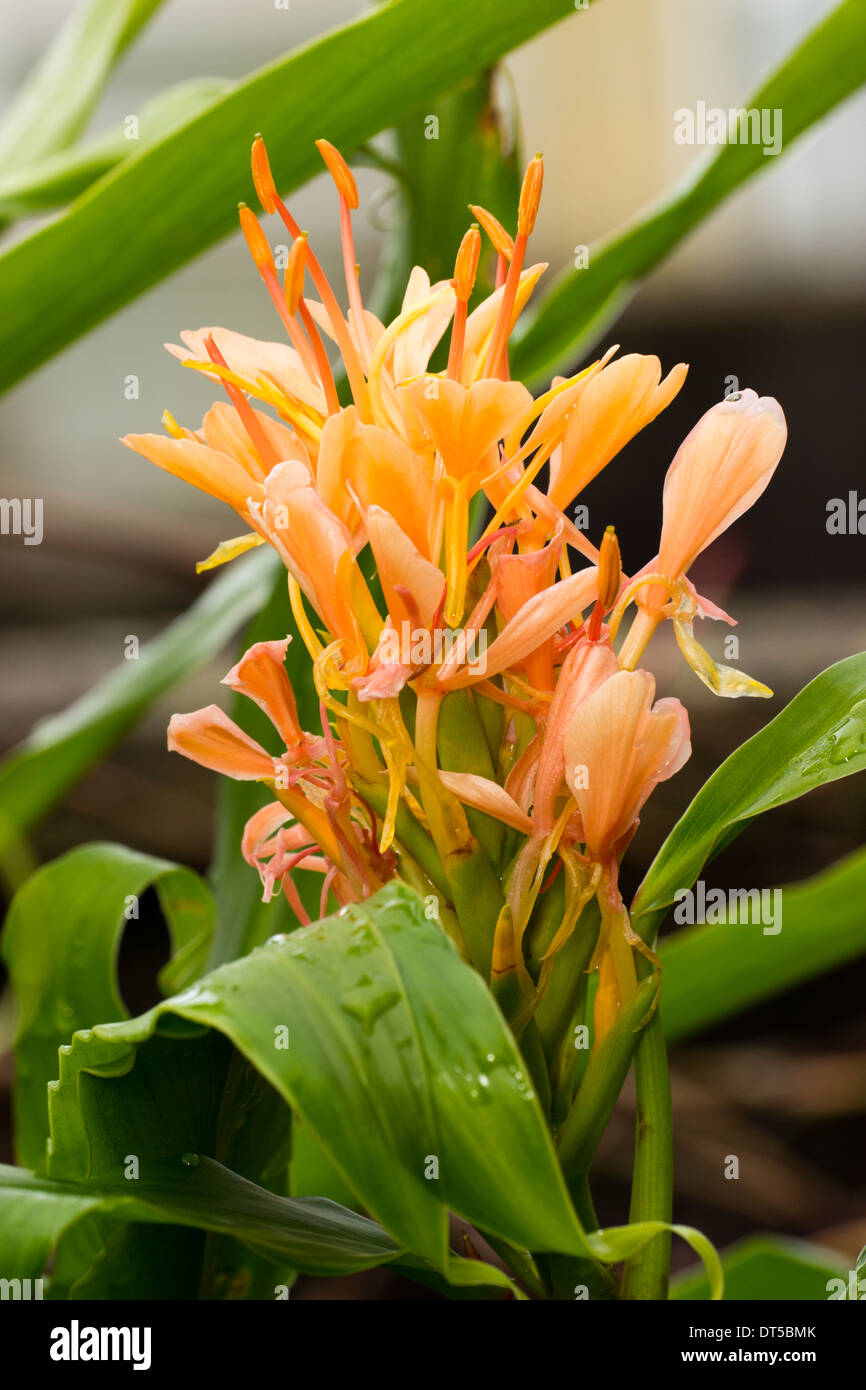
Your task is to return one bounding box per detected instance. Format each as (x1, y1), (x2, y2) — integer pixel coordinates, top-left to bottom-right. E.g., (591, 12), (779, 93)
(661, 846), (866, 1045)
(0, 0), (587, 392)
(0, 546), (280, 861)
(35, 880), (718, 1292)
(0, 0), (165, 171)
(672, 1235), (848, 1302)
(0, 79), (230, 220)
(632, 654), (866, 944)
(511, 0), (866, 383)
(0, 1158), (401, 1284)
(2, 842), (215, 1169)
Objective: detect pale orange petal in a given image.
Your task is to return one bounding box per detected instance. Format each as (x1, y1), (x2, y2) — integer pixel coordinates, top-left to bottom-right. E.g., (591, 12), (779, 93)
(168, 706), (277, 780)
(657, 389), (787, 582)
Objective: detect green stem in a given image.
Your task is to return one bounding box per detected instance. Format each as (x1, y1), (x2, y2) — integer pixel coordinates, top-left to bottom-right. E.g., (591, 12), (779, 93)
(620, 1005), (673, 1300)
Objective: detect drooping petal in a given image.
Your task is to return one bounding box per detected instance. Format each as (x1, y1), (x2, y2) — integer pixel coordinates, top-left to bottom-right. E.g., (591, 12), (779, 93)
(532, 639), (618, 835)
(222, 636), (304, 751)
(260, 460), (366, 660)
(365, 505), (445, 631)
(563, 669), (690, 858)
(439, 565), (598, 690)
(435, 771), (533, 834)
(201, 400), (308, 483)
(656, 389), (787, 584)
(547, 354), (687, 509)
(122, 433), (262, 517)
(168, 705), (278, 780)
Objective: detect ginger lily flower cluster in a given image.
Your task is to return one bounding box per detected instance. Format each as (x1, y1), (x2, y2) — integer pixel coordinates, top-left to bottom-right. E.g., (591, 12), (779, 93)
(124, 137), (787, 1042)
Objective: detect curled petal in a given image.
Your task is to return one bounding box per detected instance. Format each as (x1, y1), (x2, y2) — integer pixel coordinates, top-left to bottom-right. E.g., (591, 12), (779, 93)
(122, 433), (261, 517)
(436, 772), (533, 834)
(564, 669), (691, 859)
(222, 636), (304, 750)
(168, 705), (278, 780)
(657, 389), (787, 583)
(547, 354), (687, 509)
(439, 565), (598, 690)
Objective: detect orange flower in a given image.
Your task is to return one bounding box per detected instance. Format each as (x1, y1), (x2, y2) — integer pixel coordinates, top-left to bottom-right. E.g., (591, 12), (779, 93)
(655, 389), (787, 588)
(564, 669), (690, 861)
(546, 353), (687, 511)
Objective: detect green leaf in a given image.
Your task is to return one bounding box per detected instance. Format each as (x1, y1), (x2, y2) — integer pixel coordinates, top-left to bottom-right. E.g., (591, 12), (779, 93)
(0, 547), (280, 861)
(671, 1235), (848, 1302)
(661, 846), (866, 1045)
(0, 0), (586, 393)
(35, 880), (719, 1292)
(0, 1158), (401, 1284)
(511, 0), (866, 383)
(2, 842), (215, 1169)
(0, 79), (230, 220)
(632, 654), (866, 945)
(52, 881), (587, 1275)
(0, 0), (165, 171)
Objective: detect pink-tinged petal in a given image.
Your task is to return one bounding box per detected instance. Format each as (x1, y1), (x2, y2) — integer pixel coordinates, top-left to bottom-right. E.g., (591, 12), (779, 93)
(168, 706), (277, 780)
(261, 461), (364, 656)
(493, 533), (562, 691)
(532, 639), (618, 835)
(123, 433), (262, 517)
(365, 506), (445, 631)
(222, 636), (303, 752)
(399, 377), (532, 481)
(316, 407), (436, 556)
(563, 670), (691, 858)
(547, 355), (688, 509)
(657, 389), (787, 582)
(202, 401), (308, 483)
(241, 801), (297, 866)
(439, 565), (598, 690)
(435, 771), (533, 834)
(351, 659), (412, 702)
(168, 327), (326, 414)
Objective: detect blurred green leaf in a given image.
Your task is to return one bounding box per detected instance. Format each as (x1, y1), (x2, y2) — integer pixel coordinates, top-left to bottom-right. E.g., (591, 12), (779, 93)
(671, 1235), (848, 1301)
(512, 0), (866, 383)
(0, 547), (280, 861)
(661, 846), (866, 1044)
(632, 654), (866, 944)
(0, 0), (586, 392)
(0, 79), (230, 219)
(0, 0), (166, 171)
(2, 841), (215, 1168)
(0, 1158), (401, 1284)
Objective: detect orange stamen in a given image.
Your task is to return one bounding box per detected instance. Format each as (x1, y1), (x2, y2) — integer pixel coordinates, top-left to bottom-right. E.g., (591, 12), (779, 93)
(251, 133), (277, 214)
(483, 156), (543, 379)
(448, 226), (481, 381)
(468, 204), (514, 262)
(315, 139), (359, 209)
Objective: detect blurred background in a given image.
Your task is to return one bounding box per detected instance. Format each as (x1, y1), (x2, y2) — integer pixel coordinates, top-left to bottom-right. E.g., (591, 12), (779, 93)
(1, 0), (865, 1295)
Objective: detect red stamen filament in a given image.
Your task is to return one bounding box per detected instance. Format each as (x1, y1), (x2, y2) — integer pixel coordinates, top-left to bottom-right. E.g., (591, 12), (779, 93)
(204, 335), (280, 475)
(271, 194), (371, 420)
